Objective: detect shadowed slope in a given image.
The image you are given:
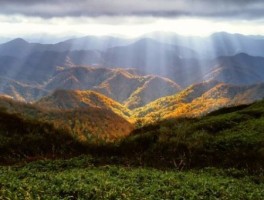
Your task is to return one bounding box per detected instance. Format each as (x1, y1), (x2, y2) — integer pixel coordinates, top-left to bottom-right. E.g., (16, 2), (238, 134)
(0, 109), (84, 163)
(203, 53), (264, 85)
(0, 76), (48, 102)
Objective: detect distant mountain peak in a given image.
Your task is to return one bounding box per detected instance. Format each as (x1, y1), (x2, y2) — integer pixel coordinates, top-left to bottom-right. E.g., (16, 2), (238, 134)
(5, 38), (28, 45)
(234, 52), (252, 58)
(133, 37), (160, 44)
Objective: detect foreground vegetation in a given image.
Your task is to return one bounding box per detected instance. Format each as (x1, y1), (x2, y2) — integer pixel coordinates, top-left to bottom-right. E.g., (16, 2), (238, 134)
(1, 156), (263, 199)
(1, 99), (264, 198)
(1, 99), (264, 169)
(116, 103), (264, 170)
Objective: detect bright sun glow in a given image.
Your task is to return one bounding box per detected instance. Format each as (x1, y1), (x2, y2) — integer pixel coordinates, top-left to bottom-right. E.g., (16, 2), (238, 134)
(0, 15), (264, 38)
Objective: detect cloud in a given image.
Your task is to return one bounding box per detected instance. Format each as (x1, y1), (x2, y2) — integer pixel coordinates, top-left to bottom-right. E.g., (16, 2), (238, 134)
(0, 0), (263, 19)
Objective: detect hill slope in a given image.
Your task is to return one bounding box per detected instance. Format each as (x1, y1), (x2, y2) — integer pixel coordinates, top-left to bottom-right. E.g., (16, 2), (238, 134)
(0, 64), (181, 108)
(0, 96), (134, 142)
(203, 53), (264, 85)
(120, 98), (264, 169)
(0, 76), (48, 102)
(124, 76), (182, 109)
(35, 89), (131, 120)
(46, 67), (181, 109)
(133, 81), (264, 123)
(0, 109), (84, 163)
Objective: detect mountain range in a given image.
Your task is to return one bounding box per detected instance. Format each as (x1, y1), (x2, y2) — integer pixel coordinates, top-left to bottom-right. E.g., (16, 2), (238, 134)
(0, 51), (263, 104)
(1, 78), (264, 137)
(0, 32), (264, 140)
(1, 32), (264, 87)
(144, 32), (264, 58)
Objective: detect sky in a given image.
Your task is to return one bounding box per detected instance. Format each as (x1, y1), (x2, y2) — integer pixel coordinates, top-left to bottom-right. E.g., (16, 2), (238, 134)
(0, 0), (264, 39)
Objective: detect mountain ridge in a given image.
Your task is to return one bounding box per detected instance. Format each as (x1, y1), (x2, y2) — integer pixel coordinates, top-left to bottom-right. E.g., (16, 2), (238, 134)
(133, 81), (264, 123)
(35, 89), (132, 120)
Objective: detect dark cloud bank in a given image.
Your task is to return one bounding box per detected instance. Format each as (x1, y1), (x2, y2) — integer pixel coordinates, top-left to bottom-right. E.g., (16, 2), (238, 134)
(0, 0), (263, 19)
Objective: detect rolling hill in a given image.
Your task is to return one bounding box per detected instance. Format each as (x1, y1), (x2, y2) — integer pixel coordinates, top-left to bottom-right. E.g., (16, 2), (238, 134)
(133, 81), (264, 123)
(0, 95), (134, 143)
(123, 76), (182, 109)
(1, 35), (264, 126)
(122, 98), (264, 169)
(35, 89), (131, 120)
(0, 76), (48, 101)
(1, 90), (264, 171)
(45, 67), (182, 109)
(0, 64), (182, 107)
(0, 109), (84, 163)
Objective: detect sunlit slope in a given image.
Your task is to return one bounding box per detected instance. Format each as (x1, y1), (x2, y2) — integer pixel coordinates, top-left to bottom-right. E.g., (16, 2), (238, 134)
(47, 67), (181, 109)
(124, 76), (181, 109)
(0, 96), (134, 142)
(45, 67), (115, 91)
(38, 107), (134, 142)
(1, 94), (264, 169)
(126, 98), (264, 169)
(93, 71), (181, 109)
(133, 81), (220, 121)
(133, 81), (264, 123)
(0, 64), (181, 106)
(35, 89), (131, 120)
(91, 69), (146, 103)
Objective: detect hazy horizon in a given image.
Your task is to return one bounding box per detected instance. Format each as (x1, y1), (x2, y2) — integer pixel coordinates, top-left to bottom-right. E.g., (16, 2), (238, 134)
(0, 0), (264, 41)
(1, 31), (264, 44)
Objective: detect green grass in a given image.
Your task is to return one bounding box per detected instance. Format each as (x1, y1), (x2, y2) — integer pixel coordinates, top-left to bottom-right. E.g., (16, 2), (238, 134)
(1, 99), (264, 170)
(114, 101), (264, 170)
(1, 99), (264, 199)
(0, 156), (263, 200)
(0, 110), (85, 164)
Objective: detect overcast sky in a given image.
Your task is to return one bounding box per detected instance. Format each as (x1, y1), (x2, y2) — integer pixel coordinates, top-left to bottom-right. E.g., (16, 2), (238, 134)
(0, 0), (264, 38)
